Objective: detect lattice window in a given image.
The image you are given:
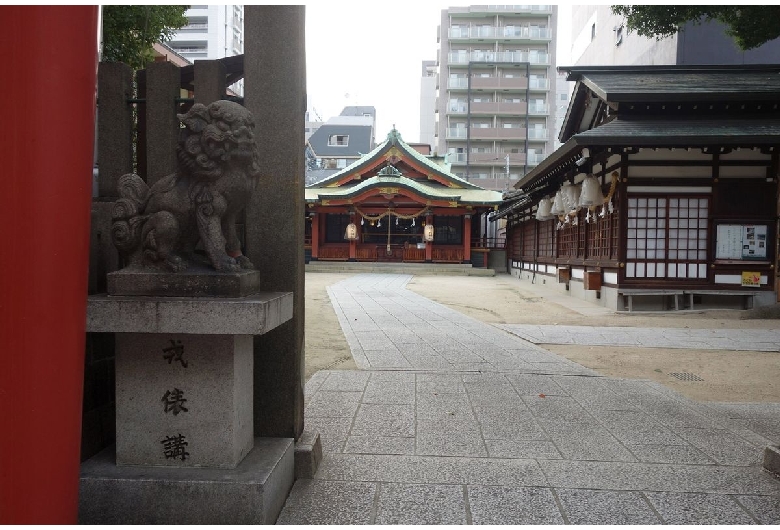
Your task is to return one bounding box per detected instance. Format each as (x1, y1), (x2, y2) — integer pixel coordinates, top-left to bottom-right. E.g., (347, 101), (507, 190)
(588, 209), (619, 260)
(556, 219), (577, 258)
(626, 195), (709, 280)
(537, 219), (555, 257)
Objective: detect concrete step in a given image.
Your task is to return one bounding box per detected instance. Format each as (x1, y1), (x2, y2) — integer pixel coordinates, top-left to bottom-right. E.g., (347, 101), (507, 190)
(305, 261), (495, 276)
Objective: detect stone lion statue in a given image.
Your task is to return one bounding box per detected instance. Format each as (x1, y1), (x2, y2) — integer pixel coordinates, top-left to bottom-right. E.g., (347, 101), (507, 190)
(111, 100), (260, 272)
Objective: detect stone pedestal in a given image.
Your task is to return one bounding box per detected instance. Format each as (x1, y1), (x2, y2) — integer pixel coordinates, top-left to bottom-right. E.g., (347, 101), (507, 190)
(116, 333), (253, 468)
(81, 289), (294, 522)
(79, 438), (293, 525)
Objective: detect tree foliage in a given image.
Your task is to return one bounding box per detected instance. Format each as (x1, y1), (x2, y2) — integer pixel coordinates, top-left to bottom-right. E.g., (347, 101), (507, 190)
(102, 5), (189, 70)
(611, 5), (780, 50)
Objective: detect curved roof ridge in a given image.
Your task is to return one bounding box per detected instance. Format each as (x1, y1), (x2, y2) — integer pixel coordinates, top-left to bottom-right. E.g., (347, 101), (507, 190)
(306, 128), (482, 190)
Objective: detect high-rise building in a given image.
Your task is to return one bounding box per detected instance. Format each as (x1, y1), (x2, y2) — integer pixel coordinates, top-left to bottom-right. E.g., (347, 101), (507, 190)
(571, 5), (780, 67)
(167, 5), (244, 94)
(434, 5), (558, 191)
(419, 61), (438, 151)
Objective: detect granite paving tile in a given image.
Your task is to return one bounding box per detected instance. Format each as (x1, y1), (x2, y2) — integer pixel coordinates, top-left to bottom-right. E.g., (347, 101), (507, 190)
(276, 480), (377, 525)
(736, 495), (780, 524)
(316, 453), (548, 487)
(416, 430), (488, 457)
(675, 427), (763, 466)
(350, 403), (415, 437)
(540, 460), (780, 495)
(361, 381), (415, 405)
(624, 443), (715, 465)
(318, 371), (371, 392)
(505, 374), (566, 396)
(644, 492), (756, 524)
(467, 485), (564, 525)
(484, 439), (562, 459)
(474, 409), (548, 441)
(375, 483), (467, 525)
(302, 417), (352, 454)
(556, 488), (662, 525)
(305, 391), (363, 418)
(343, 435), (416, 455)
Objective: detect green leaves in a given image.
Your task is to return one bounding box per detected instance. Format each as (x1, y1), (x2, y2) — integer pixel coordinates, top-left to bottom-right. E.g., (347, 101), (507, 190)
(102, 5), (189, 70)
(611, 5), (780, 50)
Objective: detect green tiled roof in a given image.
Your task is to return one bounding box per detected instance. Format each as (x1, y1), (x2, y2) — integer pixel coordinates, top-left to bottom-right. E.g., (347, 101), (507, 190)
(307, 128), (480, 190)
(305, 173), (502, 205)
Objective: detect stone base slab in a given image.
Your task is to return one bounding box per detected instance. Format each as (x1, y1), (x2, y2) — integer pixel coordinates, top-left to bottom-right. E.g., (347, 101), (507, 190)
(294, 431), (322, 479)
(763, 445), (780, 477)
(108, 266), (262, 297)
(79, 437), (294, 524)
(86, 291), (293, 335)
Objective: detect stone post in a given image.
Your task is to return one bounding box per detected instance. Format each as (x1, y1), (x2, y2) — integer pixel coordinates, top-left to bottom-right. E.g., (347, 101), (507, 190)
(145, 62), (180, 186)
(243, 5), (306, 439)
(97, 62), (134, 199)
(194, 60), (226, 106)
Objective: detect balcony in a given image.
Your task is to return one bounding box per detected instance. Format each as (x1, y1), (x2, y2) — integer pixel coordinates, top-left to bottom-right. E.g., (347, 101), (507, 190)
(469, 101), (527, 115)
(470, 127), (527, 140)
(447, 78), (470, 89)
(527, 128), (548, 140)
(527, 152), (547, 165)
(446, 152), (528, 166)
(447, 101), (468, 114)
(448, 25), (553, 43)
(528, 78), (549, 90)
(448, 51), (550, 65)
(449, 5), (553, 16)
(470, 76), (527, 90)
(528, 104), (549, 115)
(446, 128), (468, 139)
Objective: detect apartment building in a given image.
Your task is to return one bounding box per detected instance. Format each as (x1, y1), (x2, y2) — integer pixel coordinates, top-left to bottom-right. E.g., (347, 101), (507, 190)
(434, 5), (558, 191)
(167, 5), (244, 94)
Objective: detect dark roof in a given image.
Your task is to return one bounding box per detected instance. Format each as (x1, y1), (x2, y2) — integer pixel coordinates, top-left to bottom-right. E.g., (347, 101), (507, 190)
(561, 64), (780, 103)
(578, 117), (780, 147)
(307, 124), (373, 157)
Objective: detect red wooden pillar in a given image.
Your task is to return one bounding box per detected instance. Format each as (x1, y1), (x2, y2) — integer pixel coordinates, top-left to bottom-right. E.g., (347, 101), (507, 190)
(463, 214), (472, 263)
(348, 213), (357, 261)
(425, 214), (434, 262)
(311, 212), (320, 259)
(0, 6), (99, 524)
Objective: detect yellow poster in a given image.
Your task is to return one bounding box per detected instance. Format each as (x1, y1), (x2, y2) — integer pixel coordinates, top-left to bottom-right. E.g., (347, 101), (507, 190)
(741, 271), (761, 287)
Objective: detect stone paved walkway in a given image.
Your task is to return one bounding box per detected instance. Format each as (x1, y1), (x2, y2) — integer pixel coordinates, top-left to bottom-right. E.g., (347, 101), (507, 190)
(278, 274), (780, 524)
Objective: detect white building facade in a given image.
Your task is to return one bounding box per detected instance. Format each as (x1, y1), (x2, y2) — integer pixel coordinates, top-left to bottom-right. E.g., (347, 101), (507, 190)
(434, 5), (558, 191)
(167, 5), (244, 94)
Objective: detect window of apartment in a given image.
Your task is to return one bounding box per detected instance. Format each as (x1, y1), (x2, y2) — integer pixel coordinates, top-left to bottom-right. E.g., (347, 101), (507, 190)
(472, 122), (490, 128)
(502, 122), (522, 128)
(471, 147), (490, 153)
(328, 134), (349, 146)
(503, 97), (524, 103)
(336, 158), (348, 168)
(471, 97), (492, 103)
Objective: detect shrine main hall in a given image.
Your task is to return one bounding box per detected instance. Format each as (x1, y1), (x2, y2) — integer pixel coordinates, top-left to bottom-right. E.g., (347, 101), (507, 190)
(305, 129), (504, 265)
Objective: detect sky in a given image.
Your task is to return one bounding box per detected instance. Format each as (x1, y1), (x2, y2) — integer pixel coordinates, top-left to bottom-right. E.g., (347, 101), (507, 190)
(303, 2), (573, 144)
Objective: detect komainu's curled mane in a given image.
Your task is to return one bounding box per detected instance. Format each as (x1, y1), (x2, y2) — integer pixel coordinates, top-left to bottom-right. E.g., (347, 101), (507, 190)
(112, 100), (261, 272)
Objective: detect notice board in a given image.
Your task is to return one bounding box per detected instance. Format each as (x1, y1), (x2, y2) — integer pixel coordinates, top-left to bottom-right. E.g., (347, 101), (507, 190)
(715, 224), (768, 260)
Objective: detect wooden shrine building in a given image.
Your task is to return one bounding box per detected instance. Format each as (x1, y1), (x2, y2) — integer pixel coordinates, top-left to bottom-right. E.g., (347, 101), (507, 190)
(492, 65), (780, 311)
(306, 129), (503, 265)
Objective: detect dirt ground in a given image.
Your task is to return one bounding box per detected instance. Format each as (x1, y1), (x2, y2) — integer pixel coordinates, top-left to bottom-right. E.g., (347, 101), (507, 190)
(304, 272), (780, 403)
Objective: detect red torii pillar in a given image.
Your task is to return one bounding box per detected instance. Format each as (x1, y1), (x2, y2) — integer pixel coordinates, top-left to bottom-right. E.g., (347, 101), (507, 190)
(0, 6), (99, 524)
(463, 214), (472, 263)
